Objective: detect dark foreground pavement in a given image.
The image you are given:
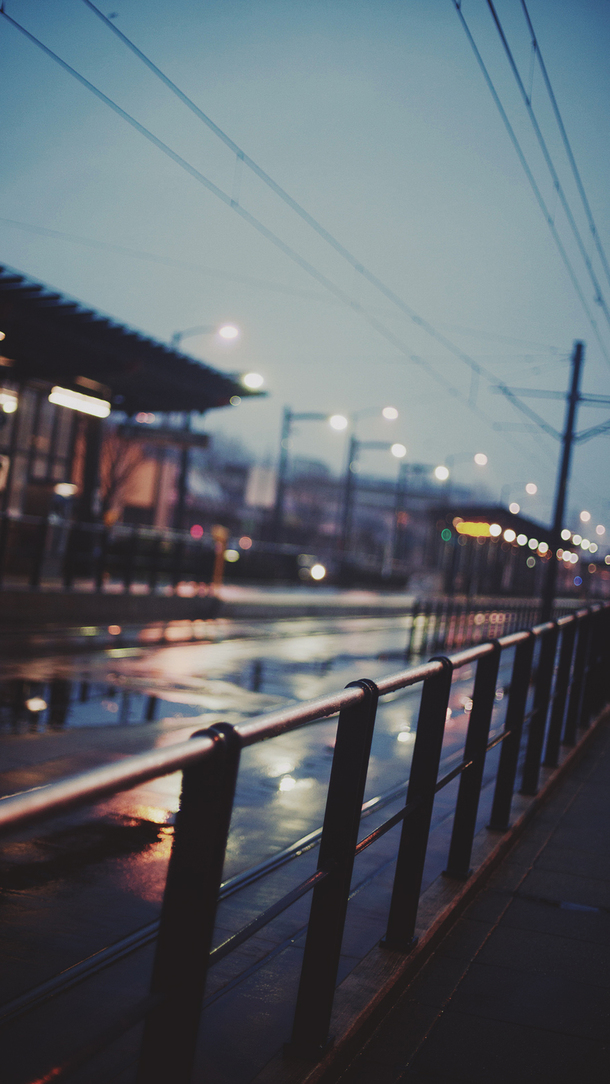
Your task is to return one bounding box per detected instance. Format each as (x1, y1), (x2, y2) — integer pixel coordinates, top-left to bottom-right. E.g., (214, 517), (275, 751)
(339, 718), (610, 1084)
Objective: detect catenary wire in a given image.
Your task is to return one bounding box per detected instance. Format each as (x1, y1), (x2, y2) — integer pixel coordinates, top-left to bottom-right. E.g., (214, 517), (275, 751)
(485, 0), (610, 335)
(0, 7), (559, 467)
(77, 0), (572, 435)
(452, 0), (610, 369)
(0, 8), (501, 430)
(519, 0), (610, 294)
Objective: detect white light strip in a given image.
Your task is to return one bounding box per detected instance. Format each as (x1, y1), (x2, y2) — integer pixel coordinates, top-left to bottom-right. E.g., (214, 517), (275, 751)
(48, 386), (111, 418)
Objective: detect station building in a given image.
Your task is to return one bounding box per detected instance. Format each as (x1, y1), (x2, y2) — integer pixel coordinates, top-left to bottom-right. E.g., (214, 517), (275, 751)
(0, 265), (258, 529)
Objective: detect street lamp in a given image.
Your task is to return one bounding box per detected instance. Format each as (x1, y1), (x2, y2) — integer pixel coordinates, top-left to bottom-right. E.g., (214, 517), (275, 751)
(170, 324), (240, 349)
(339, 437), (407, 573)
(271, 408), (347, 542)
(433, 452), (489, 502)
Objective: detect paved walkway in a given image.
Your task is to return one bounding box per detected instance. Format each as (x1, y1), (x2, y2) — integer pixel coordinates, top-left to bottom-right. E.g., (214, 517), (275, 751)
(340, 718), (610, 1084)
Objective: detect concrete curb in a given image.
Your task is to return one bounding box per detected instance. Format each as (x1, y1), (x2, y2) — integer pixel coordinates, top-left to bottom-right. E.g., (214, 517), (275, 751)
(253, 708), (609, 1084)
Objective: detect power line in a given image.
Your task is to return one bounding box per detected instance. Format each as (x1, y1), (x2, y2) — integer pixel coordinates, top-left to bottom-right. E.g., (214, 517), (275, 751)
(519, 0), (610, 294)
(485, 0), (610, 334)
(0, 7), (559, 467)
(0, 8), (487, 419)
(78, 0), (568, 424)
(452, 0), (610, 369)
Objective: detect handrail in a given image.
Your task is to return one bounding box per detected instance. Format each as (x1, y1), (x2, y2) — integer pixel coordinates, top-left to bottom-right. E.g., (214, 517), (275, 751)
(3, 602), (609, 1084)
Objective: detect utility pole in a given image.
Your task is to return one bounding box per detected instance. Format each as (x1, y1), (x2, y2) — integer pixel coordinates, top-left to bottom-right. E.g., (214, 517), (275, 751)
(541, 341), (584, 621)
(270, 407), (292, 542)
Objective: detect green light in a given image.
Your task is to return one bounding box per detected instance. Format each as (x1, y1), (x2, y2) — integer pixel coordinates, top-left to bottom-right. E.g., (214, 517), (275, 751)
(441, 528), (452, 541)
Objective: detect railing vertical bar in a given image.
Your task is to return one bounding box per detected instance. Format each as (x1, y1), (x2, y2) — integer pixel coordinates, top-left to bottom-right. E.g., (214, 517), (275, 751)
(521, 625), (559, 795)
(136, 723), (241, 1084)
(543, 620), (577, 767)
(563, 614), (590, 745)
(287, 679), (379, 1060)
(488, 633), (535, 830)
(382, 657), (453, 950)
(444, 642), (501, 878)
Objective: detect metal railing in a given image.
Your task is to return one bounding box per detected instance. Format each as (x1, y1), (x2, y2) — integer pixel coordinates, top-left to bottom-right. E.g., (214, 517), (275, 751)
(1, 604), (609, 1083)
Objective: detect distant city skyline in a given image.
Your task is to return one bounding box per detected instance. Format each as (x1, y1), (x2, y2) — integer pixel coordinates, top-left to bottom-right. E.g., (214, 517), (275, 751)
(1, 0), (609, 530)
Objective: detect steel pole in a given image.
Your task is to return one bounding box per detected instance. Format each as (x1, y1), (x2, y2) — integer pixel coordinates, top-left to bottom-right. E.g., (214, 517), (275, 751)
(270, 406), (292, 542)
(541, 341), (584, 622)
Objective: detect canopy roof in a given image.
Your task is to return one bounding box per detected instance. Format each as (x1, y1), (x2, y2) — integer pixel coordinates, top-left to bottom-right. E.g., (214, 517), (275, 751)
(0, 265), (260, 414)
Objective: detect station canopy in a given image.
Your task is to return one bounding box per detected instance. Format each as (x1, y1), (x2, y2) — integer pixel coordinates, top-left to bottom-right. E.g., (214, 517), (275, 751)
(0, 266), (259, 414)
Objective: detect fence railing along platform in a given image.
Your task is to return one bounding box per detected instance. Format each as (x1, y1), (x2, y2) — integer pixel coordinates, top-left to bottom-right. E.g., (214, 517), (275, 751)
(0, 604), (608, 1083)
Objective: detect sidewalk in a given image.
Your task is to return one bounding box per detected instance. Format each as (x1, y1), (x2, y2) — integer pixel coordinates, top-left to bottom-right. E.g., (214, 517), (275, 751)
(339, 718), (610, 1084)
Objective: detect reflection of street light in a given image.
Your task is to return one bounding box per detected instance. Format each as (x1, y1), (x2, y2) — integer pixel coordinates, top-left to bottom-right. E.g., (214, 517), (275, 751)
(170, 323), (240, 349)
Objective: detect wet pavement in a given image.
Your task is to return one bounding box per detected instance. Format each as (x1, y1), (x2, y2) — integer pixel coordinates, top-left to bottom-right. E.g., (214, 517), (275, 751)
(0, 611), (516, 1082)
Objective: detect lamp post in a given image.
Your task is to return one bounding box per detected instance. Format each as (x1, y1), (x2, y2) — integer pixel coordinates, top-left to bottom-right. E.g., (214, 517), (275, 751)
(270, 409), (348, 542)
(339, 439), (406, 576)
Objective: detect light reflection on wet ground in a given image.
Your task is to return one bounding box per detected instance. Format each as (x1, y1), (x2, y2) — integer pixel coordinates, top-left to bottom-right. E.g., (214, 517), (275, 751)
(0, 614), (514, 1006)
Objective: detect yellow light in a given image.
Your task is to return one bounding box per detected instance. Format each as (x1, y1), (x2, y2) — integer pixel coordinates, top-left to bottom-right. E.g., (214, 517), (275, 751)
(329, 414), (348, 430)
(489, 523), (502, 537)
(528, 538), (539, 550)
(572, 534), (582, 545)
(230, 395), (241, 405)
(241, 372), (264, 390)
(538, 542), (549, 554)
(218, 324), (239, 339)
(435, 465), (449, 481)
(54, 482), (78, 497)
(0, 331), (5, 341)
(525, 482), (537, 495)
(561, 529), (572, 541)
(224, 549), (240, 562)
(474, 452), (488, 466)
(503, 529), (516, 542)
(310, 563), (326, 580)
(509, 502), (520, 514)
(580, 539), (590, 550)
(455, 521), (491, 537)
(589, 542), (598, 553)
(605, 555), (610, 565)
(49, 386), (110, 418)
(382, 406), (398, 420)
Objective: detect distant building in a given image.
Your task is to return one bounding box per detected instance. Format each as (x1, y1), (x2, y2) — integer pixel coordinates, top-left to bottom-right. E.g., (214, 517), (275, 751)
(0, 265), (259, 530)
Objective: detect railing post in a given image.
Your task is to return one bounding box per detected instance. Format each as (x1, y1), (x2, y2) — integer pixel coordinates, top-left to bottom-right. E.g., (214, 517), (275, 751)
(287, 679), (379, 1060)
(543, 619), (577, 767)
(562, 613), (590, 745)
(405, 602), (419, 660)
(488, 632), (535, 830)
(520, 625), (559, 795)
(383, 658), (453, 950)
(136, 723), (241, 1084)
(444, 642), (501, 878)
(580, 607), (604, 728)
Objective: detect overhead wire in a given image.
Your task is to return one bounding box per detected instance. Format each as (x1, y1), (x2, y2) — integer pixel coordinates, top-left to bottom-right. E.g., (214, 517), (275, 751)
(77, 0), (565, 442)
(519, 0), (610, 294)
(0, 7), (491, 426)
(0, 6), (558, 468)
(485, 0), (610, 335)
(452, 0), (610, 369)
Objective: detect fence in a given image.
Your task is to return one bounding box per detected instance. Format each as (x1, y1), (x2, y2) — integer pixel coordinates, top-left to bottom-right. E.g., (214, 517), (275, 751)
(0, 604), (609, 1083)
